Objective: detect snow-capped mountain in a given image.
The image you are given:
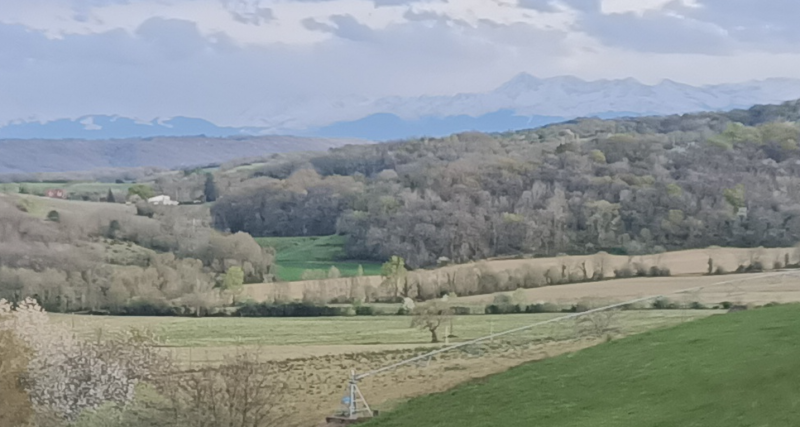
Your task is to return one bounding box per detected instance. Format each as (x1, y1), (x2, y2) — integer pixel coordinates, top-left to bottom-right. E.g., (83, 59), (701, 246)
(362, 73), (800, 121)
(5, 74), (800, 141)
(244, 73), (800, 139)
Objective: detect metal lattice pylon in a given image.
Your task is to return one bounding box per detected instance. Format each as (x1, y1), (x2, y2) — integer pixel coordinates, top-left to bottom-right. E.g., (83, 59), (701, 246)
(339, 370), (372, 420)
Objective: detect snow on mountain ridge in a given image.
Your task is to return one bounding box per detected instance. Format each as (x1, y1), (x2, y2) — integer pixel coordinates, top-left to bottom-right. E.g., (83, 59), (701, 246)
(5, 74), (800, 140)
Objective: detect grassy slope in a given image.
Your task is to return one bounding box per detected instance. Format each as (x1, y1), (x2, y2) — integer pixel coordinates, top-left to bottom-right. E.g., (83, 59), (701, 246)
(255, 235), (381, 281)
(0, 182), (132, 197)
(367, 305), (800, 427)
(6, 193), (135, 219)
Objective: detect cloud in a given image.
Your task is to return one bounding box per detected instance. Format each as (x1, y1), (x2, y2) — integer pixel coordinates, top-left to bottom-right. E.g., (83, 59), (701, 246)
(221, 0), (274, 26)
(304, 15), (376, 41)
(302, 18), (335, 32)
(328, 15), (375, 41)
(569, 0), (800, 54)
(578, 9), (732, 54)
(666, 0), (800, 48)
(371, 0), (417, 7)
(1, 0), (800, 131)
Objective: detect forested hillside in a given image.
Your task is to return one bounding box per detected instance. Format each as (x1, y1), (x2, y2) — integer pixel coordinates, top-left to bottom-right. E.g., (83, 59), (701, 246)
(210, 100), (800, 268)
(0, 194), (274, 313)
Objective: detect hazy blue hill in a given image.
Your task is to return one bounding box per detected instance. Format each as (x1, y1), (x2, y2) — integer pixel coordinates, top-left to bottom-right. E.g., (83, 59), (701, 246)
(309, 110), (566, 141)
(0, 135), (366, 174)
(0, 116), (247, 140)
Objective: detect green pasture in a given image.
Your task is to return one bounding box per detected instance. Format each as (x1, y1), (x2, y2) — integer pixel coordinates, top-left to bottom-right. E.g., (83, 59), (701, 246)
(256, 235), (382, 281)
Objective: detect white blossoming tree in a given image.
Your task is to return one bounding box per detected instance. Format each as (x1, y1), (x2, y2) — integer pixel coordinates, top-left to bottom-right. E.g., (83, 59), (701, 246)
(0, 298), (164, 423)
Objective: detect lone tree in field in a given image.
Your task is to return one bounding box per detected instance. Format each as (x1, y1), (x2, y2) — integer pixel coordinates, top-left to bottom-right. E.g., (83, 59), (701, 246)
(204, 173), (219, 202)
(381, 255), (407, 299)
(411, 301), (453, 343)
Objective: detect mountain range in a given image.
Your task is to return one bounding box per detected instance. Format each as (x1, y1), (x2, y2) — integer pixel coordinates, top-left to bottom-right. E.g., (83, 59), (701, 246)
(4, 74), (800, 141)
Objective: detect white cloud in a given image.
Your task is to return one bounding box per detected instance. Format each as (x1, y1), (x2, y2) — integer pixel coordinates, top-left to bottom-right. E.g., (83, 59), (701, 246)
(601, 0), (673, 15)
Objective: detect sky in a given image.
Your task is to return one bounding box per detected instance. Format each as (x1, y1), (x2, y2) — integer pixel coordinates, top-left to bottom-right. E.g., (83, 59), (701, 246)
(2, 0), (800, 128)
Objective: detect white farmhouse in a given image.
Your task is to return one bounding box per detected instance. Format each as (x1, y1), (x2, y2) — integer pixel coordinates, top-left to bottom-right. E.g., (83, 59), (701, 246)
(147, 195), (179, 206)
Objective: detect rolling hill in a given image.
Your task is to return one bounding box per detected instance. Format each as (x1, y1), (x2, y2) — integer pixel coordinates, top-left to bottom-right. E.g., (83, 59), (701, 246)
(0, 134), (367, 174)
(366, 304), (800, 427)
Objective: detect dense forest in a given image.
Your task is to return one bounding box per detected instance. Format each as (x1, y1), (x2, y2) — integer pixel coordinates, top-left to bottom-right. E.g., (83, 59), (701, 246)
(210, 100), (800, 268)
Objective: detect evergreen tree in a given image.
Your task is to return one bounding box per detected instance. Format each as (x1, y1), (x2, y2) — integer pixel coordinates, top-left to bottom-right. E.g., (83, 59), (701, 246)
(107, 189), (116, 203)
(204, 173), (219, 202)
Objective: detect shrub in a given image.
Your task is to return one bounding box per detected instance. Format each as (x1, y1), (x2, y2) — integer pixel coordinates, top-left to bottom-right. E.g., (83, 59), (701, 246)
(689, 301), (707, 310)
(714, 266), (728, 275)
(721, 301), (733, 309)
(46, 210), (60, 222)
(773, 261), (784, 270)
(492, 294), (513, 305)
(135, 202), (155, 218)
(236, 302), (345, 317)
(648, 266), (671, 277)
(651, 297), (679, 310)
(484, 304), (522, 315)
(451, 306), (472, 315)
(115, 299), (176, 316)
(614, 266), (635, 278)
(745, 261), (765, 273)
(574, 302), (592, 313)
(525, 303), (560, 313)
(355, 306), (375, 316)
(375, 296), (405, 304)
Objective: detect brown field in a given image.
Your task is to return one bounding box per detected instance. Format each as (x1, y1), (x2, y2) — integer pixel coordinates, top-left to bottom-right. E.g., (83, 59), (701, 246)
(458, 271), (800, 306)
(461, 247), (795, 276)
(242, 247), (798, 303)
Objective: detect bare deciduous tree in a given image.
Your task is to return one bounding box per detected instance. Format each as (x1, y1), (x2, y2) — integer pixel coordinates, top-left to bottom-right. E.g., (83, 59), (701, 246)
(156, 349), (289, 427)
(411, 301), (453, 343)
(575, 309), (620, 338)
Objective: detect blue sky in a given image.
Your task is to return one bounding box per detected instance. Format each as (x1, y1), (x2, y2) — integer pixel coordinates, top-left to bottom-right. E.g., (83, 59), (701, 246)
(2, 0), (799, 128)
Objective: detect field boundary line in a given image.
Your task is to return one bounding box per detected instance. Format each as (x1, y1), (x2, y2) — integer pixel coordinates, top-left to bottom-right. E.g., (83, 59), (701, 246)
(355, 270), (797, 381)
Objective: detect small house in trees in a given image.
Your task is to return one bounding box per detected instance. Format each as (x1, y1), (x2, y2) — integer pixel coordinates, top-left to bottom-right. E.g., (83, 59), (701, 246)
(736, 207), (748, 221)
(147, 195), (179, 206)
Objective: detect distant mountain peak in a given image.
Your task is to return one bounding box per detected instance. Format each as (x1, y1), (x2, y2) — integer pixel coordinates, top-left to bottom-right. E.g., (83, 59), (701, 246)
(5, 74), (800, 142)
